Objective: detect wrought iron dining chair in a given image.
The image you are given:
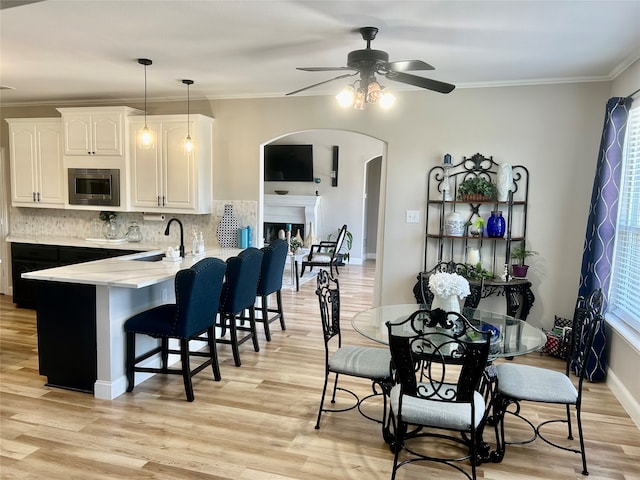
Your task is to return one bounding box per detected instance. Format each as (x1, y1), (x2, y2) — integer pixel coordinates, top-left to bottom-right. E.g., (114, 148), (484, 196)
(124, 257), (227, 402)
(216, 247), (263, 367)
(386, 308), (491, 480)
(302, 224), (347, 277)
(255, 239), (288, 341)
(494, 288), (605, 475)
(314, 269), (393, 437)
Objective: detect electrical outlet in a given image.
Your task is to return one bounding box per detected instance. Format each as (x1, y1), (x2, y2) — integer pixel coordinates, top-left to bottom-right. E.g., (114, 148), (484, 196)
(406, 210), (420, 223)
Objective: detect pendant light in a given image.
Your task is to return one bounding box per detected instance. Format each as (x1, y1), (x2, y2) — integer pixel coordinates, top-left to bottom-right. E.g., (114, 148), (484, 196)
(182, 79), (194, 156)
(138, 58), (153, 148)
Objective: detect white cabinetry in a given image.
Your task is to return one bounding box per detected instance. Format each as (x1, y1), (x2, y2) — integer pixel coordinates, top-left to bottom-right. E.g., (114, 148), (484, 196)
(129, 114), (213, 214)
(6, 118), (64, 207)
(57, 107), (138, 156)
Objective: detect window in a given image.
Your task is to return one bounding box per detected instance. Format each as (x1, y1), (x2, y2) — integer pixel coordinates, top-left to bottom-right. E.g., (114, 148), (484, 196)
(609, 105), (640, 335)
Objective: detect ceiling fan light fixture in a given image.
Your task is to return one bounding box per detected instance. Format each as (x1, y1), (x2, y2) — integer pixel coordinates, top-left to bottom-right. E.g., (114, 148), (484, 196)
(379, 89), (396, 109)
(182, 79), (194, 156)
(336, 84), (356, 108)
(366, 79), (383, 103)
(138, 58), (154, 149)
(353, 88), (366, 110)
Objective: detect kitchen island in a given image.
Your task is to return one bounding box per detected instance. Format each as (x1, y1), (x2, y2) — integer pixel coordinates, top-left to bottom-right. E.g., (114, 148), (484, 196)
(21, 247), (242, 400)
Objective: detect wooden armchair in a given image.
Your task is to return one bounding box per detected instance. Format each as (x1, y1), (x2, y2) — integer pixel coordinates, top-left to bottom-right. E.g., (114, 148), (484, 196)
(301, 224), (347, 277)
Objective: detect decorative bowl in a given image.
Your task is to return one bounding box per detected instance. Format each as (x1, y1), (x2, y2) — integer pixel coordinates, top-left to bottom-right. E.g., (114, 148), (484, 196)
(274, 190), (289, 195)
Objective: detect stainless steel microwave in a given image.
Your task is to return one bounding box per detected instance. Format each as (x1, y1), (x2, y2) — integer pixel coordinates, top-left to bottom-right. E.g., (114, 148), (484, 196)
(68, 168), (120, 206)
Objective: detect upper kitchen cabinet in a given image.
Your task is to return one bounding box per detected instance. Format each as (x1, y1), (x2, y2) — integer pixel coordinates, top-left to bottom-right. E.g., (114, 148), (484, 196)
(129, 114), (213, 214)
(57, 107), (141, 158)
(6, 118), (65, 207)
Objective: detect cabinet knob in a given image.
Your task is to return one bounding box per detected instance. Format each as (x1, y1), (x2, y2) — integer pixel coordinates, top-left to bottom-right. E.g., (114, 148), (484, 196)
(162, 196), (166, 207)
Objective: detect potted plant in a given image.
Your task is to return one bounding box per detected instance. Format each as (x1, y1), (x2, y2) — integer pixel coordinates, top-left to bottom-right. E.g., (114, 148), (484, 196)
(465, 216), (486, 237)
(457, 176), (497, 201)
(510, 244), (538, 278)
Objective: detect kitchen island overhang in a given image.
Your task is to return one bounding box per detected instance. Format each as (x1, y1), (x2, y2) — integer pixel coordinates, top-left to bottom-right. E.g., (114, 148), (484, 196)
(23, 248), (242, 400)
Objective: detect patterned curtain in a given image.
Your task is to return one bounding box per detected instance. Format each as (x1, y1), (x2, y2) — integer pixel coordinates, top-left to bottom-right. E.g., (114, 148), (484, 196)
(577, 96), (633, 381)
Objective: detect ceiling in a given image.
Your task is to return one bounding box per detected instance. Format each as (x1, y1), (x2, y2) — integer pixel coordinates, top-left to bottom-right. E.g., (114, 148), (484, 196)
(1, 0), (639, 106)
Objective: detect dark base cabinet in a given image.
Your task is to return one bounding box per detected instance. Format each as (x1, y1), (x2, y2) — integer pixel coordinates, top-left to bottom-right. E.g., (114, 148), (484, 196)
(11, 244), (59, 308)
(11, 243), (138, 308)
(36, 281), (97, 393)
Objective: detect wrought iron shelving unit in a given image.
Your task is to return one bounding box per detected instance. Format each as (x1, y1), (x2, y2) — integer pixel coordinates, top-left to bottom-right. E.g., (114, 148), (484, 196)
(414, 153), (535, 320)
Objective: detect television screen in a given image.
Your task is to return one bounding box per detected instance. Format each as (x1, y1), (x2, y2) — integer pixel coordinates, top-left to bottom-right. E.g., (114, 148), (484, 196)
(264, 144), (313, 182)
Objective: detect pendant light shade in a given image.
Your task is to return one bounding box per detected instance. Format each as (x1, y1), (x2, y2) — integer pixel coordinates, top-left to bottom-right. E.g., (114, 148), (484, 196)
(138, 58), (154, 149)
(182, 79), (194, 156)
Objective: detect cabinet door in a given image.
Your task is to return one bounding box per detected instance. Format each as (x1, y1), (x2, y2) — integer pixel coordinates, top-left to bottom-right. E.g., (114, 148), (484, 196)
(91, 112), (123, 155)
(162, 121), (195, 210)
(36, 123), (64, 205)
(130, 121), (162, 209)
(62, 113), (93, 155)
(63, 112), (122, 155)
(9, 124), (38, 204)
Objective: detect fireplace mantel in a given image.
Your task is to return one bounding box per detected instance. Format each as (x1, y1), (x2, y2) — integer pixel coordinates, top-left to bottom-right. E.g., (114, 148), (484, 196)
(264, 194), (322, 233)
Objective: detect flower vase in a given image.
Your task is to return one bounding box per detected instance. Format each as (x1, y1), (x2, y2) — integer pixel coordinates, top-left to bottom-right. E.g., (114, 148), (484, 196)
(431, 294), (461, 314)
(497, 163), (513, 202)
(216, 204), (239, 247)
(102, 219), (121, 239)
(304, 222), (317, 248)
(486, 211), (506, 238)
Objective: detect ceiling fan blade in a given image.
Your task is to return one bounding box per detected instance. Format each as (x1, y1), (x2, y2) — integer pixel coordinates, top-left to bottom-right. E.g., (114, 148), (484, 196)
(385, 71), (455, 94)
(386, 60), (434, 72)
(286, 73), (358, 96)
(297, 67), (355, 72)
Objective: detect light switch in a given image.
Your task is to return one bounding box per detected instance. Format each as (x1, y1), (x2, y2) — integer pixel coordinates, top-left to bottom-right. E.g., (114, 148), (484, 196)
(406, 210), (420, 223)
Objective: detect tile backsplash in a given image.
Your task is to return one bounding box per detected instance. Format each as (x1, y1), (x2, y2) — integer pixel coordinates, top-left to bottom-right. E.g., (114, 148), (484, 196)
(10, 200), (257, 247)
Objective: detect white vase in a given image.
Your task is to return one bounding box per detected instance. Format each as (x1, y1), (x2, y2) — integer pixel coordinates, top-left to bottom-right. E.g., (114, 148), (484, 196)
(304, 222), (317, 248)
(497, 163), (513, 202)
(431, 294), (461, 314)
(445, 211), (466, 236)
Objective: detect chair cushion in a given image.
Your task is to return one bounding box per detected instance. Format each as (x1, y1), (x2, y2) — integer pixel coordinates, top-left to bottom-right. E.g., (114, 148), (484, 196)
(124, 304), (177, 336)
(329, 346), (391, 379)
(497, 363), (578, 404)
(390, 383), (485, 430)
(304, 253), (333, 263)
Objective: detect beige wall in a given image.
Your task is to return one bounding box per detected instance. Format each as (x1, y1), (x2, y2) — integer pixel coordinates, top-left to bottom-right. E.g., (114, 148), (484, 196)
(1, 81), (610, 316)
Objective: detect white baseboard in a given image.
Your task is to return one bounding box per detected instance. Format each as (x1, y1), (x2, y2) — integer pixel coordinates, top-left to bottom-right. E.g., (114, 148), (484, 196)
(607, 367), (640, 429)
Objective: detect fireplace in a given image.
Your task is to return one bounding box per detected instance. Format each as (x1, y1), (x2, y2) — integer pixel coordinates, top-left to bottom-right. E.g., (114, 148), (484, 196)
(264, 223), (304, 244)
(263, 194), (322, 244)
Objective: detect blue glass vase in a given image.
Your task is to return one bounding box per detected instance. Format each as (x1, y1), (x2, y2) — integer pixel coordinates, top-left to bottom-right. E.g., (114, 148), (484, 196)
(486, 211), (506, 238)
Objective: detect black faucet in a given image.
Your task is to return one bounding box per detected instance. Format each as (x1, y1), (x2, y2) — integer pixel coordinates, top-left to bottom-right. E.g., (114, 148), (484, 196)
(164, 218), (185, 258)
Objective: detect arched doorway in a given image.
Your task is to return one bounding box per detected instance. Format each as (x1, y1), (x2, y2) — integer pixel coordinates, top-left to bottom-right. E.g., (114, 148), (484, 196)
(259, 129), (385, 296)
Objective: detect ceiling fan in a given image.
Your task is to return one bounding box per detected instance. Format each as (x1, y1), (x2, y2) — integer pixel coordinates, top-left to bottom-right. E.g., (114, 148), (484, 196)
(286, 26), (455, 103)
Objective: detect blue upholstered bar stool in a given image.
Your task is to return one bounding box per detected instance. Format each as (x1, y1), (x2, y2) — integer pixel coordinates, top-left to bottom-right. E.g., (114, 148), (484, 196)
(216, 247), (264, 367)
(124, 257), (227, 402)
(256, 239), (288, 341)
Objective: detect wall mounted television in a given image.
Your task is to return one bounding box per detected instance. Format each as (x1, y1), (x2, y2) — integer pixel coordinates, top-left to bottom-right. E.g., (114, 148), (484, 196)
(264, 144), (314, 182)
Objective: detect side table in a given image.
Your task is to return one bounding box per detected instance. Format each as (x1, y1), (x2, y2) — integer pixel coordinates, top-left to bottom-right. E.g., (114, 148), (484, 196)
(288, 249), (308, 291)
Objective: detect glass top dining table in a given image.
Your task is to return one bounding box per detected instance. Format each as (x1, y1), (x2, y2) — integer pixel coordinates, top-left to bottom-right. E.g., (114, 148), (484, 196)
(351, 304), (547, 359)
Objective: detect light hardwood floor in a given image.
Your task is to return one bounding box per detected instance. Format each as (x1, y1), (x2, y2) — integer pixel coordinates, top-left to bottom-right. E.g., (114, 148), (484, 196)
(1, 262), (639, 479)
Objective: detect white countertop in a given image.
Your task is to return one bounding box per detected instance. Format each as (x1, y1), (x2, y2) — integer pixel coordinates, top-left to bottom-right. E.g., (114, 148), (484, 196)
(7, 234), (164, 251)
(21, 248), (243, 288)
(10, 234), (243, 289)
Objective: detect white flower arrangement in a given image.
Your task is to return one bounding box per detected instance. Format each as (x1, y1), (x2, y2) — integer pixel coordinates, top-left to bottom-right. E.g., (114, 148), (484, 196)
(428, 272), (471, 299)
